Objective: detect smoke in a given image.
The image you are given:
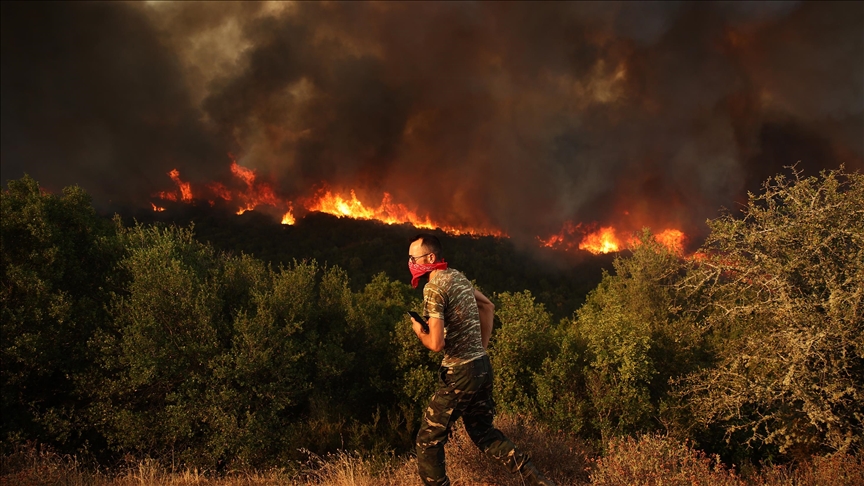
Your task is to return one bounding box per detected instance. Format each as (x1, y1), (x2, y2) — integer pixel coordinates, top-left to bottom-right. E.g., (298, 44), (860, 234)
(2, 1), (861, 245)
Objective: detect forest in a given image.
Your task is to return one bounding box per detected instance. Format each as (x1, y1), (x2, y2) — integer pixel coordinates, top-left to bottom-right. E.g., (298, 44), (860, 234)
(1, 168), (861, 484)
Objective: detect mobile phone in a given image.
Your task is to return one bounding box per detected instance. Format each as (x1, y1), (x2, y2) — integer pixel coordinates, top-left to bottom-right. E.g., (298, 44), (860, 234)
(407, 311), (430, 334)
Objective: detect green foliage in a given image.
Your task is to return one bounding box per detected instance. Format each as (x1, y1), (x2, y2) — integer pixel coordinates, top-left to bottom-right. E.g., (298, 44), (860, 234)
(88, 222), (427, 467)
(530, 232), (704, 443)
(4, 167), (861, 469)
(489, 291), (556, 415)
(1, 175), (120, 450)
(679, 168), (864, 456)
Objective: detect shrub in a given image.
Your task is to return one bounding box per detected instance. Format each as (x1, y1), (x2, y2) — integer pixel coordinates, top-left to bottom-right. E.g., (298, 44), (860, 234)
(490, 291), (557, 416)
(590, 434), (742, 486)
(1, 175), (120, 451)
(679, 168), (864, 456)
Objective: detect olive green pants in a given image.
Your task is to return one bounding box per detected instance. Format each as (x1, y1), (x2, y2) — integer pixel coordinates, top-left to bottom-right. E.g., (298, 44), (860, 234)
(415, 355), (530, 486)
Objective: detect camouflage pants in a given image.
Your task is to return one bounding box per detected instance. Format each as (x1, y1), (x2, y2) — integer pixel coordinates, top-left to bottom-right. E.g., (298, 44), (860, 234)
(416, 355), (530, 486)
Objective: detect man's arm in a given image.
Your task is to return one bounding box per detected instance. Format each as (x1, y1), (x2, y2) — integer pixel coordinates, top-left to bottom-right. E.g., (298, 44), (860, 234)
(474, 289), (494, 349)
(412, 316), (445, 352)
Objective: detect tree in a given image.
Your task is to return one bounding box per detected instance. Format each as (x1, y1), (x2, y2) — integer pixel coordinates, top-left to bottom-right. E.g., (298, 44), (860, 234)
(1, 175), (119, 450)
(680, 167), (864, 455)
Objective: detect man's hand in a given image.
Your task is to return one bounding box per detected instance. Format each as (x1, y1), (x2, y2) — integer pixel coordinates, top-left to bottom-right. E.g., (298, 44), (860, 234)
(413, 316), (445, 352)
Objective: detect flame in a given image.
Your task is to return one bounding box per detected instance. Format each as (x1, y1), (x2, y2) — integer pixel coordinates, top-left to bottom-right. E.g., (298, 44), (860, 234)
(153, 163), (504, 234)
(540, 222), (687, 255)
(229, 161), (282, 215)
(304, 188), (504, 236)
(150, 162), (689, 251)
(654, 229), (686, 255)
(579, 226), (622, 254)
(153, 160), (292, 219)
(169, 169), (193, 202)
(208, 182), (232, 201)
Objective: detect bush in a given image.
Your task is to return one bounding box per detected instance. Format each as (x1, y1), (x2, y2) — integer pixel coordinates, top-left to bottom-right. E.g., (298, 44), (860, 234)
(680, 168), (864, 456)
(532, 232), (703, 442)
(1, 175), (120, 451)
(489, 291), (557, 416)
(590, 434), (742, 486)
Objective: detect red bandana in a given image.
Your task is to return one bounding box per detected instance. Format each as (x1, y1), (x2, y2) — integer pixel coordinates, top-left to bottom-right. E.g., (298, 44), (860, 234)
(409, 260), (448, 288)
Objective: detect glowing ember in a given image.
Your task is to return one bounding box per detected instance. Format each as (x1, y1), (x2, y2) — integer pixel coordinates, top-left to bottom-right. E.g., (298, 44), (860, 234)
(151, 202), (165, 212)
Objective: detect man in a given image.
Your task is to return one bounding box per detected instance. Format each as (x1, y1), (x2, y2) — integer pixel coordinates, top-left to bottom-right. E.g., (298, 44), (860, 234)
(408, 234), (555, 486)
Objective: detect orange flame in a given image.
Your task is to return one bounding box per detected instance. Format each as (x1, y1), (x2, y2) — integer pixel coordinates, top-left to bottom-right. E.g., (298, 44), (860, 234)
(207, 182), (232, 201)
(654, 229), (686, 255)
(540, 222), (687, 255)
(229, 161), (281, 215)
(150, 162), (689, 253)
(154, 161), (293, 218)
(304, 188), (504, 237)
(579, 226), (621, 254)
(168, 169), (193, 202)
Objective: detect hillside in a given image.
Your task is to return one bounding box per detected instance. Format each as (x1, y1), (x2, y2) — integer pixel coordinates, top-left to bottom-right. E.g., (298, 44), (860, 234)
(117, 201), (614, 319)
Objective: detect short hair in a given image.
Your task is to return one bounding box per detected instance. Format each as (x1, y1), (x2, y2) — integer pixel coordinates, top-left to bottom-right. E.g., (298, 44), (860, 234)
(410, 233), (443, 258)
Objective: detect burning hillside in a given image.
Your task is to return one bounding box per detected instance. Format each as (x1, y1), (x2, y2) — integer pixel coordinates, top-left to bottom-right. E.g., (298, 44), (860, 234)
(153, 163), (684, 254)
(2, 2), (861, 256)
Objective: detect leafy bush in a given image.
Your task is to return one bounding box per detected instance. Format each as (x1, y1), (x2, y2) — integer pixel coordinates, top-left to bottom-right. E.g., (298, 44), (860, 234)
(88, 221), (426, 467)
(679, 168), (864, 456)
(489, 291), (557, 416)
(531, 232), (704, 442)
(1, 175), (120, 450)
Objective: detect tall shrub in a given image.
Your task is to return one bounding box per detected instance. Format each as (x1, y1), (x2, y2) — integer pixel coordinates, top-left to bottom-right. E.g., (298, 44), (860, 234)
(680, 168), (863, 455)
(1, 176), (118, 450)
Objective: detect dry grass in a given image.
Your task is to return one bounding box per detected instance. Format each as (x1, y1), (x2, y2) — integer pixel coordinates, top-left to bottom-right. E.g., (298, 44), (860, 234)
(589, 434), (864, 486)
(2, 419), (861, 486)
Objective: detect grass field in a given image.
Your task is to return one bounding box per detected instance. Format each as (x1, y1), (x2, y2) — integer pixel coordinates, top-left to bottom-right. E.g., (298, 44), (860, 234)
(3, 415), (861, 486)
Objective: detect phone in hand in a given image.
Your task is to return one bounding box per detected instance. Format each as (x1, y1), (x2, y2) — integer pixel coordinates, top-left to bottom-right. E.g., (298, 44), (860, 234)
(407, 311), (430, 334)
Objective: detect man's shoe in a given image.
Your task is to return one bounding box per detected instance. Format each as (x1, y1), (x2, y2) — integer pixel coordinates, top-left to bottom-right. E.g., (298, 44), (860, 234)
(520, 461), (556, 486)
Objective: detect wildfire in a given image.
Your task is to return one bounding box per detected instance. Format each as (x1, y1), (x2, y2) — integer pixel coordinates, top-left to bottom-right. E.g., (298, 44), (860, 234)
(151, 162), (688, 253)
(578, 226), (623, 254)
(152, 161), (296, 225)
(156, 169), (193, 202)
(540, 223), (687, 255)
(654, 229), (686, 255)
(304, 188), (504, 237)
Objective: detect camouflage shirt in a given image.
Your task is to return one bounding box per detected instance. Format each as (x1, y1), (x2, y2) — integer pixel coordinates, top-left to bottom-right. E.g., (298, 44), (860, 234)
(422, 268), (487, 367)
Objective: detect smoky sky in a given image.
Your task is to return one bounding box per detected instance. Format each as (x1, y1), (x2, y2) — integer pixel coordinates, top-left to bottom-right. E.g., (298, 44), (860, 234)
(2, 1), (862, 244)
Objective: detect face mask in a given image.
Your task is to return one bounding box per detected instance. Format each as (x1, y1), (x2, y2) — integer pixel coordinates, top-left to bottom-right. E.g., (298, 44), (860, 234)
(409, 259), (448, 288)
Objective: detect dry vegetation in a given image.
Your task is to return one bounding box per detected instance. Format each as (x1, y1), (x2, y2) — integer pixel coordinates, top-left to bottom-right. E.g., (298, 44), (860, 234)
(3, 415), (861, 486)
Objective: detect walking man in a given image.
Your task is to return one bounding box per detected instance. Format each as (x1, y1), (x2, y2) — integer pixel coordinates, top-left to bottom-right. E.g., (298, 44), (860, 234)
(407, 234), (555, 486)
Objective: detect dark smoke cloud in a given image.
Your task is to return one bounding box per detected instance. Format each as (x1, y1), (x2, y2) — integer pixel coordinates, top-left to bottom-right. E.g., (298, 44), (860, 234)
(2, 1), (861, 245)
(0, 2), (228, 203)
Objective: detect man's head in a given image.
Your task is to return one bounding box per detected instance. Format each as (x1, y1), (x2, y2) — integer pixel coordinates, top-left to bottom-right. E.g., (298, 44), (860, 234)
(409, 234), (442, 265)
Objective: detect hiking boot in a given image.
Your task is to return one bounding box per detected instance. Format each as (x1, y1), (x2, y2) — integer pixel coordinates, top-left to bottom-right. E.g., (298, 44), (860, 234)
(520, 461), (556, 486)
